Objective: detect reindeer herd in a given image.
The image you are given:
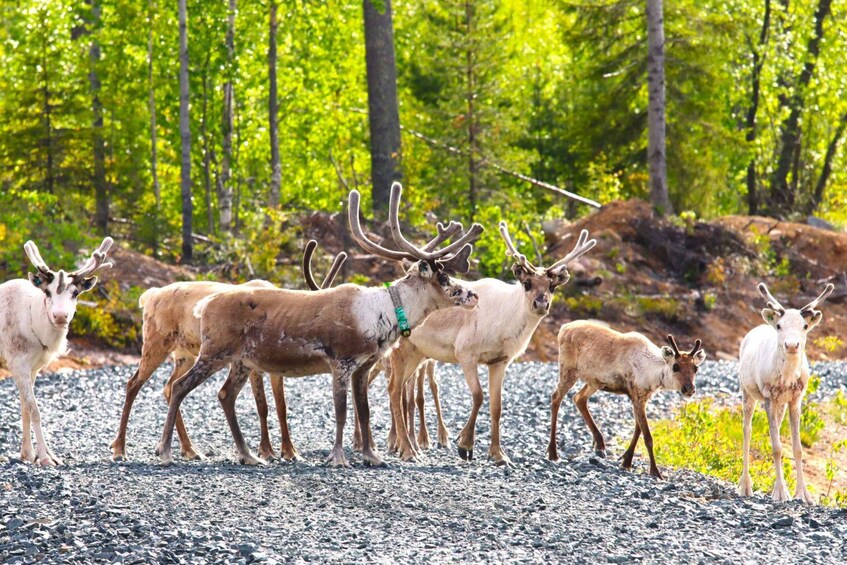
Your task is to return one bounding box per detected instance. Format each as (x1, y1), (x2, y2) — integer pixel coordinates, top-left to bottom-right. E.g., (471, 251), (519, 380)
(0, 183), (838, 504)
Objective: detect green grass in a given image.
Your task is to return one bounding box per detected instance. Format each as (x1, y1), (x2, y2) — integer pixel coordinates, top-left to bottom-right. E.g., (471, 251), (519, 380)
(645, 385), (847, 506)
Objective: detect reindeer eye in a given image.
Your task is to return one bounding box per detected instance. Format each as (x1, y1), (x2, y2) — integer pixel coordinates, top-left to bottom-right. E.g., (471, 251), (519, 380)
(72, 290), (80, 299)
(776, 324), (781, 330)
(523, 281), (532, 292)
(44, 290), (51, 298)
(672, 363), (680, 372)
(803, 324), (809, 330)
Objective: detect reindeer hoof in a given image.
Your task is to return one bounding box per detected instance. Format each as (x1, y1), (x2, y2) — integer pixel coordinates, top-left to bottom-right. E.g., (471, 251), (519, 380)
(594, 449), (607, 459)
(111, 454), (126, 463)
(182, 450), (204, 461)
(457, 446), (473, 461)
(363, 458), (388, 468)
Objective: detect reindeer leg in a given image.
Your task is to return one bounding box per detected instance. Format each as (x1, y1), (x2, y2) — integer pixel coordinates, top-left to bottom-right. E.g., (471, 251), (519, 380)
(352, 386), (363, 452)
(415, 364), (431, 450)
(621, 422), (641, 470)
(218, 363), (265, 465)
(488, 362), (511, 466)
(16, 380), (34, 462)
(163, 356), (204, 460)
(156, 356), (225, 465)
(249, 371), (276, 461)
(573, 383), (604, 457)
(405, 377), (420, 453)
(14, 367), (60, 466)
(788, 398), (813, 503)
(388, 355), (420, 462)
(548, 367), (579, 462)
(352, 363), (385, 467)
(764, 399), (789, 502)
(326, 365), (351, 467)
(456, 360), (483, 461)
(426, 361), (449, 448)
(632, 397), (661, 479)
(737, 390), (755, 496)
(111, 343), (170, 461)
(270, 374), (302, 462)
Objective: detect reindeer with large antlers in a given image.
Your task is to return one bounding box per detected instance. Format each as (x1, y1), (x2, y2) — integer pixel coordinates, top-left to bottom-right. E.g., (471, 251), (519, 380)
(549, 322), (706, 478)
(0, 237), (114, 465)
(154, 183), (483, 467)
(737, 282), (834, 503)
(110, 241), (346, 463)
(384, 222), (596, 464)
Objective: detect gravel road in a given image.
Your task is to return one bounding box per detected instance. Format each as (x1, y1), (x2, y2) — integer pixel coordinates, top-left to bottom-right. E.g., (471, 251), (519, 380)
(1, 361), (846, 563)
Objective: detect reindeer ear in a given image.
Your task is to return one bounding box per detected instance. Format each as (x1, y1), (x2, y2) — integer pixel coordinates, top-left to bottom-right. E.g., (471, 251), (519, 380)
(511, 263), (530, 282)
(78, 276), (98, 293)
(548, 269), (570, 288)
(693, 349), (707, 365)
(761, 308), (780, 327)
(806, 310), (823, 330)
(661, 346), (676, 363)
(28, 271), (53, 290)
(416, 261), (433, 280)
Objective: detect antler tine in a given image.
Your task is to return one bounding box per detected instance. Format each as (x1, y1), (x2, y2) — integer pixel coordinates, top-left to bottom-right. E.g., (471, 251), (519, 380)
(70, 236), (114, 279)
(321, 251), (347, 289)
(666, 334), (681, 356)
(546, 229), (597, 274)
(302, 240), (321, 291)
(757, 283), (786, 313)
(689, 339), (703, 356)
(24, 241), (51, 274)
(387, 182), (483, 261)
(423, 221), (463, 252)
(347, 189), (414, 262)
(498, 221), (535, 272)
(801, 283), (835, 312)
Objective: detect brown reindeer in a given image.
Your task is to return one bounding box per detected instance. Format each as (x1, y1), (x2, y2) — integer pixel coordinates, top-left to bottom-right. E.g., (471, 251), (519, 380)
(110, 241), (345, 463)
(155, 183), (483, 467)
(548, 321), (705, 478)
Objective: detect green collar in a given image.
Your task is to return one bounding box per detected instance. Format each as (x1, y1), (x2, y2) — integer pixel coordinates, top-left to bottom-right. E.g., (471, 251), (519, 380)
(385, 282), (411, 337)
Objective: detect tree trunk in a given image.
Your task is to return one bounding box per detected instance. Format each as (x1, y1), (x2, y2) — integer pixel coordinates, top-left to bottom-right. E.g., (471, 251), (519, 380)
(464, 0), (478, 222)
(809, 111), (847, 213)
(40, 21), (53, 193)
(201, 49), (214, 234)
(363, 0), (402, 220)
(768, 0), (833, 217)
(646, 0), (672, 215)
(744, 0), (771, 216)
(178, 0), (193, 262)
(268, 0), (281, 208)
(148, 0), (160, 210)
(85, 0), (108, 235)
(219, 0), (236, 232)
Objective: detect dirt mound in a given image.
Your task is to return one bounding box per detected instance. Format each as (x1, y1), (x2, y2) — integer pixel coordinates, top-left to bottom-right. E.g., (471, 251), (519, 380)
(526, 200), (847, 363)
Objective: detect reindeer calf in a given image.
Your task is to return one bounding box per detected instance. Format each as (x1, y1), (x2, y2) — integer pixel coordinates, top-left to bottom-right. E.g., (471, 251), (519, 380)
(548, 321), (705, 478)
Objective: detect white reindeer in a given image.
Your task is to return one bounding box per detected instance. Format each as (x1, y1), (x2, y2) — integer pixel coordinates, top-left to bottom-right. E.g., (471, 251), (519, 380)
(737, 282), (834, 503)
(154, 183), (483, 467)
(0, 237), (114, 465)
(384, 222), (596, 464)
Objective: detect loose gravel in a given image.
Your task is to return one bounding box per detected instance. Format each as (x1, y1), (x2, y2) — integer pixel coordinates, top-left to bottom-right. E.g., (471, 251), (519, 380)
(1, 361), (846, 563)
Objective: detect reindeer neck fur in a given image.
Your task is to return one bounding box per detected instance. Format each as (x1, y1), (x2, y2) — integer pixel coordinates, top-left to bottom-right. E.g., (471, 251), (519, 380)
(351, 278), (447, 356)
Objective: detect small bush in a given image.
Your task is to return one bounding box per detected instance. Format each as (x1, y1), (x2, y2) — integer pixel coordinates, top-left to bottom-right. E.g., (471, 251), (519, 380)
(636, 295), (681, 322)
(564, 294), (604, 316)
(72, 281), (143, 349)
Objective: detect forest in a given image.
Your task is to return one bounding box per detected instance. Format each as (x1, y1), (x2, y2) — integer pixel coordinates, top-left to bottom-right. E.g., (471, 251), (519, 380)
(0, 0), (845, 280)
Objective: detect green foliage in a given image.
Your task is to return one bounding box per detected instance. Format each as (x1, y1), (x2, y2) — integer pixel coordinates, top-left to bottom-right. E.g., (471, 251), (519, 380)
(650, 398), (794, 494)
(668, 211), (698, 235)
(636, 295), (681, 322)
(822, 439), (847, 508)
(72, 281), (143, 349)
(703, 291), (717, 311)
(652, 391), (845, 504)
(563, 294), (603, 317)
